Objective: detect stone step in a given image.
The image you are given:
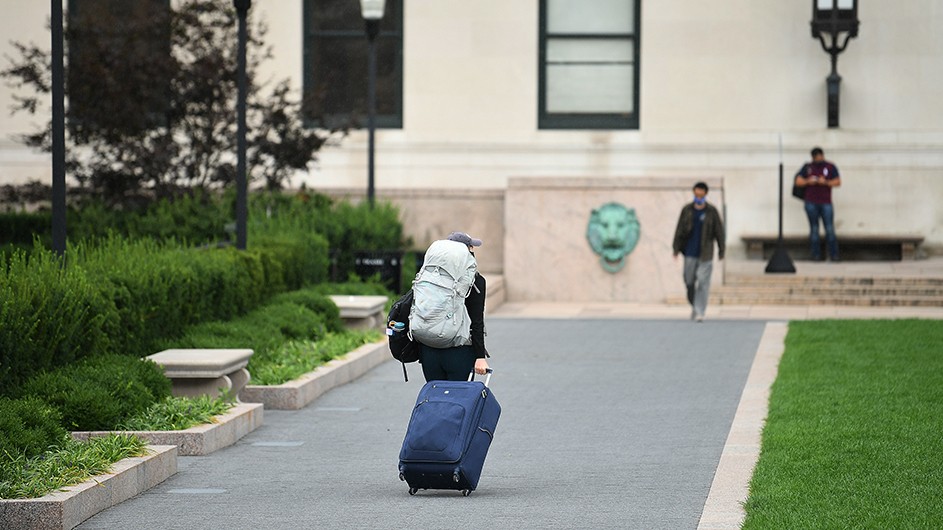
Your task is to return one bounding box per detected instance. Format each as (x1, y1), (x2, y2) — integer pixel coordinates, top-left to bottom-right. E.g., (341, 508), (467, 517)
(714, 285), (943, 297)
(670, 295), (942, 307)
(709, 294), (943, 307)
(724, 275), (943, 287)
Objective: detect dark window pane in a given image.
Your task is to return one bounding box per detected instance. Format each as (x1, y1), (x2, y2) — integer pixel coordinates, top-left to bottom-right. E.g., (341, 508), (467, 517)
(67, 0), (172, 137)
(303, 0), (402, 128)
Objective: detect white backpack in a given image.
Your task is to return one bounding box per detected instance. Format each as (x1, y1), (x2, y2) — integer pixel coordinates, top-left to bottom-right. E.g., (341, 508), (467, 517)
(408, 240), (478, 349)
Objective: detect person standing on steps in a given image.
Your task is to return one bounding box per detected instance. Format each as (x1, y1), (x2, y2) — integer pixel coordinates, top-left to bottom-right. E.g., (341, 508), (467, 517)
(794, 146), (842, 261)
(672, 182), (725, 322)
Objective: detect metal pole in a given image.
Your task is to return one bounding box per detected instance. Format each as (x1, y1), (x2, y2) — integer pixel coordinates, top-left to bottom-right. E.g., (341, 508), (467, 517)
(766, 134), (796, 273)
(51, 0), (67, 258)
(778, 135), (784, 241)
(366, 27), (378, 209)
(234, 0), (250, 249)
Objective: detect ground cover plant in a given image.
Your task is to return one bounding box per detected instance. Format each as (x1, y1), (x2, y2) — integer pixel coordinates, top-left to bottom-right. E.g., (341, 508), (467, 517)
(0, 434), (148, 500)
(742, 319), (943, 528)
(119, 395), (234, 431)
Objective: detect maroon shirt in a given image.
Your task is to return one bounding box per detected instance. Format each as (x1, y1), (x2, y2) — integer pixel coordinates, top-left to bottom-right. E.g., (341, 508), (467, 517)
(796, 161), (840, 204)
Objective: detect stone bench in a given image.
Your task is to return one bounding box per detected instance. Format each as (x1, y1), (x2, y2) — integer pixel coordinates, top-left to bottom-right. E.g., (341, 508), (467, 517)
(147, 349), (253, 400)
(741, 234), (924, 261)
(328, 295), (388, 329)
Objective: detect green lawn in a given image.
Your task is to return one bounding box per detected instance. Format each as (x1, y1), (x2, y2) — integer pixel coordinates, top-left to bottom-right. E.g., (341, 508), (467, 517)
(743, 319), (943, 529)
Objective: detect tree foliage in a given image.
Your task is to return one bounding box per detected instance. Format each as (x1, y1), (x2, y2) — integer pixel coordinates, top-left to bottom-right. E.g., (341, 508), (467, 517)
(1, 0), (344, 206)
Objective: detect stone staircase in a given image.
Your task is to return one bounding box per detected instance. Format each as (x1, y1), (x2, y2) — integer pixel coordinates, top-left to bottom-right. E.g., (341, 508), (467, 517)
(711, 274), (943, 307)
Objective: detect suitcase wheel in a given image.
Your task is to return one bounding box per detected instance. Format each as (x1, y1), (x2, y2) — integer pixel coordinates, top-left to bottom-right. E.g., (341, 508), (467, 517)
(461, 489), (471, 497)
(408, 488), (418, 496)
(399, 473), (405, 482)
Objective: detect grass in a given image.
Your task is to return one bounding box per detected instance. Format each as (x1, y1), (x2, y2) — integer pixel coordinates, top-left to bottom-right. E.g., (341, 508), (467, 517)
(118, 395), (234, 431)
(0, 434), (148, 499)
(249, 331), (382, 386)
(742, 319), (943, 529)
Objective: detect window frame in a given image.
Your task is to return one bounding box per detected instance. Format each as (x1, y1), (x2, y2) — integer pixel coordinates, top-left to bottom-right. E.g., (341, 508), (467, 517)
(302, 0), (404, 129)
(538, 0), (641, 130)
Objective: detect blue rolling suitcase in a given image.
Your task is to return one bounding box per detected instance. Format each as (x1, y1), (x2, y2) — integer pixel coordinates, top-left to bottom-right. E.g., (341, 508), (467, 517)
(398, 370), (501, 496)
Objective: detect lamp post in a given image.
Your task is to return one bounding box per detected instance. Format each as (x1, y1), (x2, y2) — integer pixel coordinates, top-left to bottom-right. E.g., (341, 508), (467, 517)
(360, 0), (386, 209)
(766, 134), (796, 273)
(811, 0), (859, 128)
(234, 0), (250, 249)
(51, 0), (66, 258)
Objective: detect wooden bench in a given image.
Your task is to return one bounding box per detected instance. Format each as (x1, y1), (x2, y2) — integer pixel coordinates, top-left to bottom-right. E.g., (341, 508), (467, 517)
(328, 295), (389, 329)
(741, 235), (924, 261)
(147, 349), (253, 400)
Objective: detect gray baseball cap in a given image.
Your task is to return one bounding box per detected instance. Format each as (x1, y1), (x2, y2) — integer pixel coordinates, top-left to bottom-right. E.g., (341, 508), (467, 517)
(447, 231), (482, 247)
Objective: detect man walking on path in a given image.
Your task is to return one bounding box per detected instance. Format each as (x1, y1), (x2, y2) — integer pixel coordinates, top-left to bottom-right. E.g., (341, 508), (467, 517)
(794, 146), (842, 261)
(673, 181), (725, 322)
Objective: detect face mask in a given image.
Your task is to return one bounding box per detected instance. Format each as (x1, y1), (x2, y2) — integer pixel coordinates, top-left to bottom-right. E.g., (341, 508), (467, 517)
(694, 196), (706, 205)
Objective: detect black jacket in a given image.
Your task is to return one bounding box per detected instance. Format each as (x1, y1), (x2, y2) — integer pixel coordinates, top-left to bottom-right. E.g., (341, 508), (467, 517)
(672, 203), (725, 262)
(465, 272), (489, 359)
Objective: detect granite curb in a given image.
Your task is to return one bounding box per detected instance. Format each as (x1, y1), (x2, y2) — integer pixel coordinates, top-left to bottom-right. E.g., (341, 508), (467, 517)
(71, 403), (263, 456)
(697, 321), (788, 529)
(0, 445), (177, 530)
(238, 339), (389, 409)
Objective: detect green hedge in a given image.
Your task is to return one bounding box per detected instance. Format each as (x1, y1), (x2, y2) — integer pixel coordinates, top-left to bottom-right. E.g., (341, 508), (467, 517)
(0, 232), (329, 392)
(250, 192), (406, 281)
(0, 191), (400, 392)
(0, 249), (117, 390)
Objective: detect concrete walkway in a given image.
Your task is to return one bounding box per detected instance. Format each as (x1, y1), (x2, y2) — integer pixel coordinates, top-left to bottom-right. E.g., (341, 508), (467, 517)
(77, 258), (942, 529)
(79, 317), (769, 530)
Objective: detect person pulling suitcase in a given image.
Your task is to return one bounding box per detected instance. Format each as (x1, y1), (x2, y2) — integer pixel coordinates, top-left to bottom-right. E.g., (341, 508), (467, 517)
(409, 232), (491, 382)
(397, 232), (499, 495)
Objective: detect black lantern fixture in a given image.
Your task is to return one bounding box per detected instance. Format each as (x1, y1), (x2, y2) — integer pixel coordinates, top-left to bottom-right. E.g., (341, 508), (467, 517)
(811, 0), (860, 128)
(360, 0), (386, 209)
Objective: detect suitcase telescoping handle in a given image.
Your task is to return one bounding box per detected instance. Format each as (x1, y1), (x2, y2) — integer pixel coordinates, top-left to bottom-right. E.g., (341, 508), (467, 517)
(468, 368), (493, 387)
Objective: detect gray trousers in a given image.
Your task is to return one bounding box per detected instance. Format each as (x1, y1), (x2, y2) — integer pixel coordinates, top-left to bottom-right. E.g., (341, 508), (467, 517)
(683, 257), (713, 317)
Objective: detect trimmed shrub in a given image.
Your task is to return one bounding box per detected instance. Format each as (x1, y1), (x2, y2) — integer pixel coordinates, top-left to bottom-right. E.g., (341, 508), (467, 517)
(0, 191), (391, 391)
(245, 302), (328, 341)
(250, 192), (406, 282)
(270, 290), (343, 333)
(167, 301), (329, 355)
(0, 247), (116, 392)
(0, 397), (69, 461)
(19, 355), (171, 431)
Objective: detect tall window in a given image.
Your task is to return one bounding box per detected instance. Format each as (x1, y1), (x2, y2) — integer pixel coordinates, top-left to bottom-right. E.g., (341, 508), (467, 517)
(539, 0), (640, 129)
(303, 0), (403, 129)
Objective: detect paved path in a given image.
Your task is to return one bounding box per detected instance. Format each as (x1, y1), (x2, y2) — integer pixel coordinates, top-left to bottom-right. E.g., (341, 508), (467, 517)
(79, 318), (766, 530)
